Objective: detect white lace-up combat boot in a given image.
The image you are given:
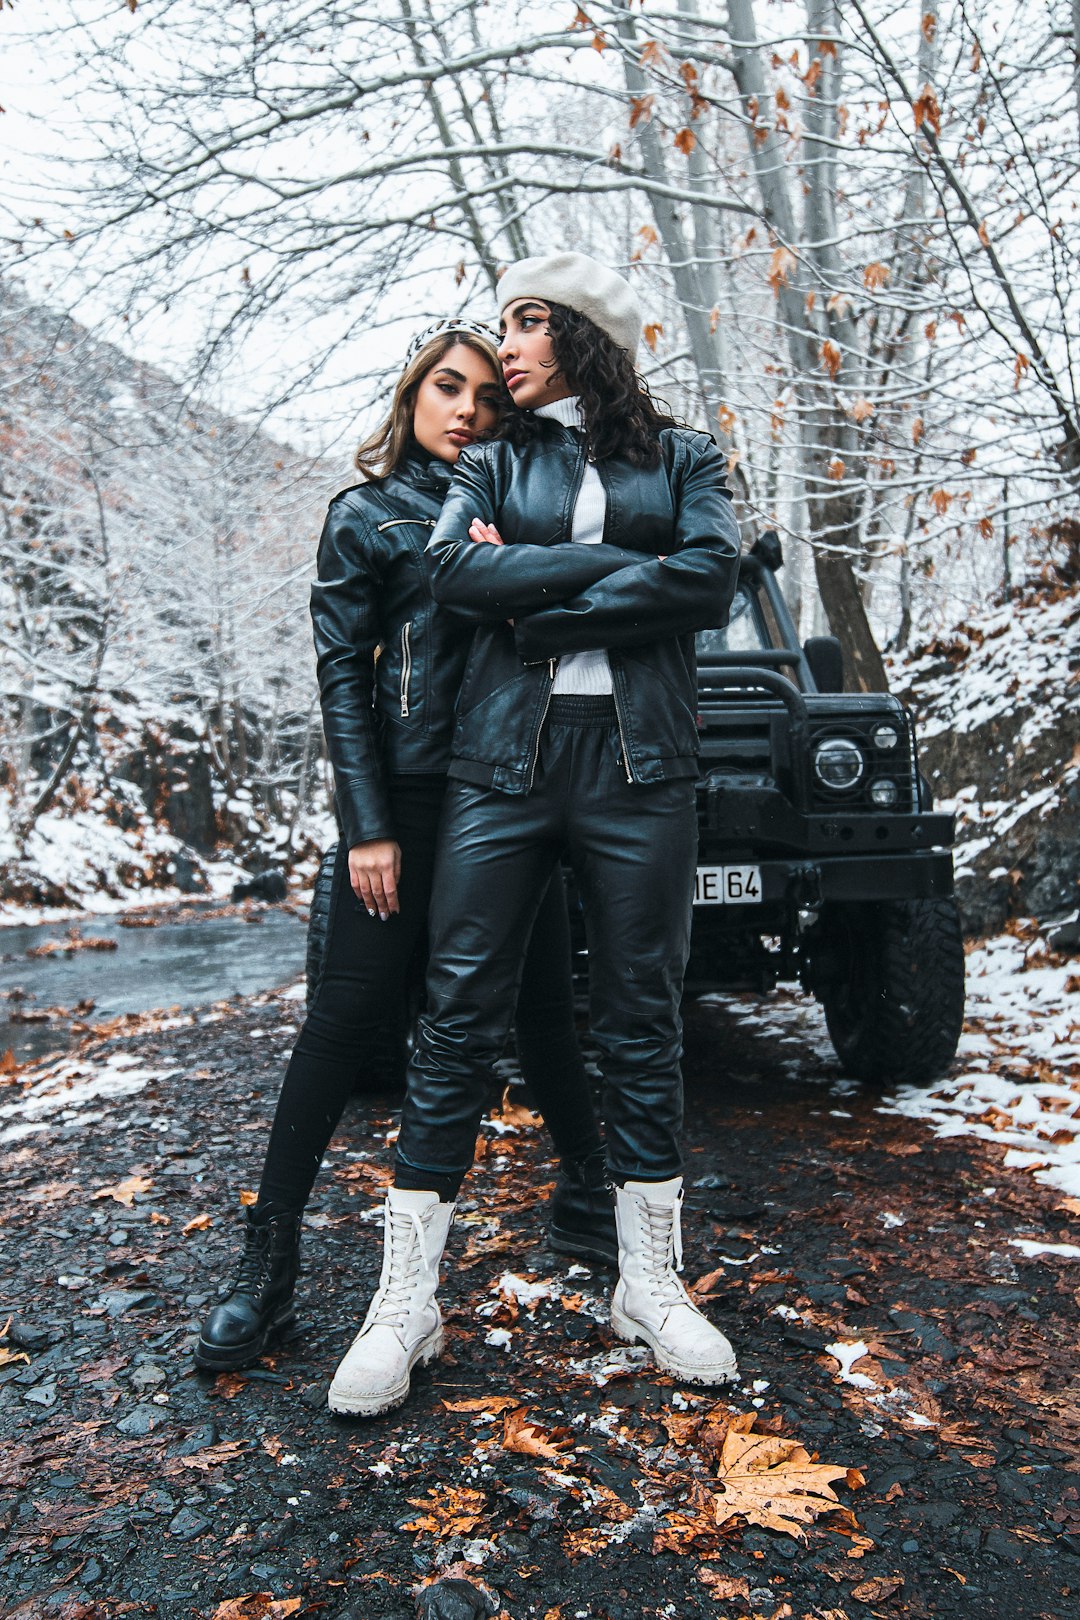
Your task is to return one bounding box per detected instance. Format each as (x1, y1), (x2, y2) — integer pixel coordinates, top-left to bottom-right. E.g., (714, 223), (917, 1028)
(328, 1187), (454, 1416)
(612, 1177), (738, 1386)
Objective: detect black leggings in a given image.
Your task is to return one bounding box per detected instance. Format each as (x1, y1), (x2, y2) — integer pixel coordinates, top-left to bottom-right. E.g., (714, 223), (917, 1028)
(257, 775), (599, 1215)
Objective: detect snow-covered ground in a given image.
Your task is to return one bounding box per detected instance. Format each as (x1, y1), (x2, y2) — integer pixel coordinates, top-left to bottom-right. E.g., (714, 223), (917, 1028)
(701, 922), (1080, 1209)
(884, 925), (1080, 1203)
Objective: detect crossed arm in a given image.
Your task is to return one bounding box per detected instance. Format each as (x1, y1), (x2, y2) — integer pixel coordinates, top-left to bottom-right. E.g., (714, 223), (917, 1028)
(426, 438), (741, 655)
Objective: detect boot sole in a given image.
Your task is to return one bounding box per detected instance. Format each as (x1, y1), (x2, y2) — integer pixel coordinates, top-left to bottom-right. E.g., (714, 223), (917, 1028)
(611, 1305), (739, 1386)
(327, 1325), (444, 1418)
(193, 1307), (300, 1372)
(549, 1225), (618, 1268)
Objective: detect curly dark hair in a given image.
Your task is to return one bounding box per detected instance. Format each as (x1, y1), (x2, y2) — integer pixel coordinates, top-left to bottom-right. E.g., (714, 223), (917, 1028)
(498, 302), (683, 466)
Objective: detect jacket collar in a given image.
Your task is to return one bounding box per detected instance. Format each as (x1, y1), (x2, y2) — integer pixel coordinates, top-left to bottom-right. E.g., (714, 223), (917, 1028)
(397, 443), (453, 495)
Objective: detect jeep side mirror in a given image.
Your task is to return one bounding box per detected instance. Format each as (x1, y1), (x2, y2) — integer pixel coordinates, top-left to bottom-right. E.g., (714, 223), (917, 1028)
(750, 530), (783, 571)
(804, 636), (844, 693)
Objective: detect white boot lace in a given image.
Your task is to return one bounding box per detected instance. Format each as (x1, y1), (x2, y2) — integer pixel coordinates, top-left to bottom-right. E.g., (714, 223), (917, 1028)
(367, 1207), (427, 1334)
(639, 1196), (688, 1311)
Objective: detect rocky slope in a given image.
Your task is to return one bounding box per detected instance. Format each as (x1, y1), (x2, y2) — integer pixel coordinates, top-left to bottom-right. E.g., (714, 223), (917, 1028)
(890, 578), (1079, 936)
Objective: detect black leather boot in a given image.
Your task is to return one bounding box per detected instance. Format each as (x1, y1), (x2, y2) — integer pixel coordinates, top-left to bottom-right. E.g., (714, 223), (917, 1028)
(547, 1149), (618, 1267)
(194, 1208), (302, 1371)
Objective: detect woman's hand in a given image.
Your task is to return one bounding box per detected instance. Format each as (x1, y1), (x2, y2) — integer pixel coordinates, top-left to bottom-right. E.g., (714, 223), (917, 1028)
(348, 839), (401, 920)
(468, 518), (504, 546)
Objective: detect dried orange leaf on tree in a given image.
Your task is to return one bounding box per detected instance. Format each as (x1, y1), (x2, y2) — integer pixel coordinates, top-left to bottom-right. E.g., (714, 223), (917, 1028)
(502, 1406), (575, 1460)
(768, 245), (797, 295)
(92, 1174), (152, 1206)
(674, 127), (696, 155)
(712, 1429), (853, 1541)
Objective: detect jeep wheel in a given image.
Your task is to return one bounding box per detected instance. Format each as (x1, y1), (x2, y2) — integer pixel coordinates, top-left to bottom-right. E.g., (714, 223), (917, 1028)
(815, 898), (965, 1086)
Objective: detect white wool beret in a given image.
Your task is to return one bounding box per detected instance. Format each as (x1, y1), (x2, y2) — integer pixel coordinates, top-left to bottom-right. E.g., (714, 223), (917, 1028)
(498, 252), (641, 357)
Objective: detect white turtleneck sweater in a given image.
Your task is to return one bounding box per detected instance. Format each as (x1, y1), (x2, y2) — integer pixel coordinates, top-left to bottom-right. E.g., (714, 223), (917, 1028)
(533, 395), (613, 696)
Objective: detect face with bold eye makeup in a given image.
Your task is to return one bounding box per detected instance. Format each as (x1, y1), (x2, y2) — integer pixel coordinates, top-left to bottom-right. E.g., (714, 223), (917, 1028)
(497, 300), (573, 410)
(411, 342), (503, 463)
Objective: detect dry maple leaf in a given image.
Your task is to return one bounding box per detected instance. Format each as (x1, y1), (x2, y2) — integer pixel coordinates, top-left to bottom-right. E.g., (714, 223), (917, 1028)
(501, 1406), (575, 1461)
(211, 1598), (302, 1620)
(403, 1486), (487, 1540)
(711, 1429), (853, 1541)
(182, 1212), (213, 1234)
(92, 1174), (152, 1207)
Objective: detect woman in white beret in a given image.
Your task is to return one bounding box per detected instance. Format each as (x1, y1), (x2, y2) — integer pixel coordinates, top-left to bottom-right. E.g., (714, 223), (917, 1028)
(329, 253), (743, 1417)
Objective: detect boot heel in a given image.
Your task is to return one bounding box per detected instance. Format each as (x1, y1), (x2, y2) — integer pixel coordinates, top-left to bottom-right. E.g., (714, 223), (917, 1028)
(273, 1308), (301, 1342)
(420, 1326), (445, 1366)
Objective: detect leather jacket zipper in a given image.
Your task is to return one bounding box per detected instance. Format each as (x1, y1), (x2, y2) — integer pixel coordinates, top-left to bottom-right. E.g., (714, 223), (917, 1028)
(612, 664), (635, 784)
(400, 621), (413, 716)
(527, 660), (558, 791)
(376, 517), (437, 532)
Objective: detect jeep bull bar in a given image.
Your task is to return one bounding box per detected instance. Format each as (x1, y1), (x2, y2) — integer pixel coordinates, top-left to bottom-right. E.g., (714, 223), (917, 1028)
(693, 664), (956, 905)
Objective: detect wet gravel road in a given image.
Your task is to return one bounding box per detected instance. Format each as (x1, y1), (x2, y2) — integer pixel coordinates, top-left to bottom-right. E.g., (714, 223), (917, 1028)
(2, 987), (1078, 1619)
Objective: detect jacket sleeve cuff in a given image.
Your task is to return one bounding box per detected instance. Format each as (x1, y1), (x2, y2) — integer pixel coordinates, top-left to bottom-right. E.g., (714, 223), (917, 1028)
(513, 618), (554, 664)
(334, 776), (394, 848)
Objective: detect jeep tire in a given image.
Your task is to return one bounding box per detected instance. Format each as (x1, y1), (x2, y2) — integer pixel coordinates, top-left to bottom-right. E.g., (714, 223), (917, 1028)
(815, 898), (965, 1086)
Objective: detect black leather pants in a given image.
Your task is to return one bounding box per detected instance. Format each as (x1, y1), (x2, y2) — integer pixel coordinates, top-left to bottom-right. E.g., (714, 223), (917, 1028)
(396, 697), (697, 1191)
(256, 776), (599, 1216)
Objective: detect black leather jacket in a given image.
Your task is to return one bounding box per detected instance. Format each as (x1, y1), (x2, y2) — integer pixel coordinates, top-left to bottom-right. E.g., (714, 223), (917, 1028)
(426, 420), (740, 793)
(310, 450), (469, 847)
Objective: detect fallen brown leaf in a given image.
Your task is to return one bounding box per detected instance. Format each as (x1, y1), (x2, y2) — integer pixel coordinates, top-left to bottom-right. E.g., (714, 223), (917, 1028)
(211, 1597), (302, 1620)
(403, 1486), (487, 1539)
(883, 1142), (921, 1156)
(697, 1570), (749, 1598)
(689, 1265), (728, 1298)
(851, 1575), (904, 1602)
(239, 1188), (258, 1206)
(92, 1174), (152, 1207)
(442, 1395), (519, 1416)
(711, 1427), (854, 1541)
(501, 1406), (575, 1461)
(182, 1212), (213, 1233)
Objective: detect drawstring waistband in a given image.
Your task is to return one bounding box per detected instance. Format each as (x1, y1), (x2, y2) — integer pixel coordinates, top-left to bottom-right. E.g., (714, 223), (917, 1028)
(548, 695), (618, 727)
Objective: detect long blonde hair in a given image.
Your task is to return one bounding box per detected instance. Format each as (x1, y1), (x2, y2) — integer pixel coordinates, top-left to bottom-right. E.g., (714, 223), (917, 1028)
(354, 330), (502, 480)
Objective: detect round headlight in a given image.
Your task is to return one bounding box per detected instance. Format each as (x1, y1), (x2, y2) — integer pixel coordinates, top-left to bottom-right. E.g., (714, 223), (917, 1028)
(872, 724), (899, 750)
(870, 778), (899, 807)
(813, 737), (864, 790)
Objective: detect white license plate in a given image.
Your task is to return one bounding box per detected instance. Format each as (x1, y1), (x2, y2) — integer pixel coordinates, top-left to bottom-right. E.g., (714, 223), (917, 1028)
(694, 864), (763, 905)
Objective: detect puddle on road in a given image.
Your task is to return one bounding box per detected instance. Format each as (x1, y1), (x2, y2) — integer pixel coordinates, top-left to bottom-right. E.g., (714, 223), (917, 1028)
(0, 906), (308, 1063)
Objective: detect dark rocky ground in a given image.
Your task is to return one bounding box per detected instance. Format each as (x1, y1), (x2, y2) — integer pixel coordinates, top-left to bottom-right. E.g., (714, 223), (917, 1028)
(2, 984), (1079, 1620)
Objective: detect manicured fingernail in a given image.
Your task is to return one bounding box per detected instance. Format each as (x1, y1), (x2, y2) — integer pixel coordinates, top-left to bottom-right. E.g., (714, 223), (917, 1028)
(367, 908), (376, 917)
(379, 912), (389, 922)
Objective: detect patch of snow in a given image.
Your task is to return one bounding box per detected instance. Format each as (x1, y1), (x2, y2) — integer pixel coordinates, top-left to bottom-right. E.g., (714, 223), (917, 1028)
(484, 1328), (513, 1350)
(881, 927), (1080, 1200)
(825, 1340), (877, 1390)
(1008, 1239), (1080, 1260)
(497, 1272), (553, 1307)
(0, 1053), (176, 1143)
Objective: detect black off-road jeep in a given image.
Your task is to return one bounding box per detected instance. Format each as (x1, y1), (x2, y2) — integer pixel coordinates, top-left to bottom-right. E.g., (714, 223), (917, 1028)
(307, 533), (965, 1087)
(672, 531), (964, 1084)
